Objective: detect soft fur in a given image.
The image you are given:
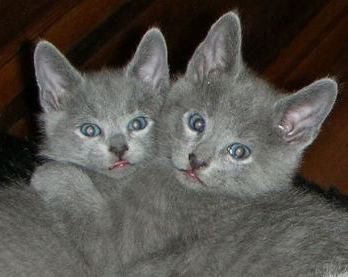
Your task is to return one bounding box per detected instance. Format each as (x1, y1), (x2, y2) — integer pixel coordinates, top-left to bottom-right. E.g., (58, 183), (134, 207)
(0, 28), (169, 276)
(1, 11), (347, 277)
(0, 184), (86, 276)
(31, 28), (169, 275)
(115, 12), (348, 276)
(34, 28), (169, 179)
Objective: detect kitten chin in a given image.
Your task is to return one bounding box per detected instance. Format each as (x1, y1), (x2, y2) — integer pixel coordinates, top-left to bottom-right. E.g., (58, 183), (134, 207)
(40, 144), (142, 180)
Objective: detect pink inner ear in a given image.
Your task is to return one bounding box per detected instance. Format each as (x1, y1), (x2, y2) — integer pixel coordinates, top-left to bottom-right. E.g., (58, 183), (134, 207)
(279, 103), (321, 143)
(136, 46), (166, 89)
(39, 61), (68, 110)
(199, 31), (229, 81)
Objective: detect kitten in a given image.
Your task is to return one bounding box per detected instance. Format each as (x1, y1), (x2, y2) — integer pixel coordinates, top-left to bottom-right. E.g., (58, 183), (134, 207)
(1, 28), (169, 276)
(115, 12), (348, 276)
(26, 11), (348, 277)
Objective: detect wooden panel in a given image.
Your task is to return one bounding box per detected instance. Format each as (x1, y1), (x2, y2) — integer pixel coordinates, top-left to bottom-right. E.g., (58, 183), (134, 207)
(263, 0), (348, 193)
(0, 0), (136, 133)
(82, 0), (327, 72)
(0, 0), (80, 67)
(264, 0), (348, 85)
(0, 0), (132, 107)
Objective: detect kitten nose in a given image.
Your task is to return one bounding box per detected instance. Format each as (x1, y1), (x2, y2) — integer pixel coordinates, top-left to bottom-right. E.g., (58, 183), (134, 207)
(188, 153), (207, 170)
(109, 144), (129, 158)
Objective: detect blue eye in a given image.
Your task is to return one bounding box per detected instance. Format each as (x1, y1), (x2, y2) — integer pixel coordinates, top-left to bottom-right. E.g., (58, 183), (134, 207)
(188, 112), (205, 133)
(80, 123), (102, 137)
(128, 116), (147, 131)
(227, 143), (251, 160)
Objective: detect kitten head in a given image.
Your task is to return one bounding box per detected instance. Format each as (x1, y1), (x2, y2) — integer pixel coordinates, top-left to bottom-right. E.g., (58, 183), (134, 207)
(35, 28), (169, 179)
(159, 12), (337, 197)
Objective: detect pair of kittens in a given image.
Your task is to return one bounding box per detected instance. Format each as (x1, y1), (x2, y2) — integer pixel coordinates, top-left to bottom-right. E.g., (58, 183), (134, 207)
(1, 11), (347, 276)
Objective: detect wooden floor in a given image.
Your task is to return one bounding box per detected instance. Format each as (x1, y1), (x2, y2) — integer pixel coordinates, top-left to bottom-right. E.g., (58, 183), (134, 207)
(0, 0), (347, 193)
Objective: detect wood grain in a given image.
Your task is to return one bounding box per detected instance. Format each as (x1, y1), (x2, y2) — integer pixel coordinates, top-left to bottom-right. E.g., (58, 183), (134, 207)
(262, 0), (348, 193)
(0, 0), (133, 132)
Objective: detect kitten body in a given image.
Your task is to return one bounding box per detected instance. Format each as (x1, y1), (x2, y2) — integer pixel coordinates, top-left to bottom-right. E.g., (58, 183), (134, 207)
(15, 11), (348, 277)
(114, 12), (348, 276)
(0, 28), (169, 276)
(116, 161), (348, 277)
(31, 29), (169, 275)
(0, 184), (86, 276)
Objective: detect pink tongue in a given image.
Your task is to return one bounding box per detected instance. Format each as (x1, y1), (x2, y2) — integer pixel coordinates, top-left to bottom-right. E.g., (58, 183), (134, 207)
(109, 160), (130, 170)
(186, 170), (197, 179)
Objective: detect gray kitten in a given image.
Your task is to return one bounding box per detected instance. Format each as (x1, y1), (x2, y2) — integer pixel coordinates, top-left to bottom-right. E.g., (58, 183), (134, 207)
(115, 12), (348, 276)
(27, 12), (347, 277)
(0, 28), (169, 276)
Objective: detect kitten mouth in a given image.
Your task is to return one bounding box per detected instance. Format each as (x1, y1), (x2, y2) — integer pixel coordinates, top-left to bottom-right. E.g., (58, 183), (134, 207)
(108, 160), (131, 170)
(186, 169), (198, 179)
(181, 169), (205, 185)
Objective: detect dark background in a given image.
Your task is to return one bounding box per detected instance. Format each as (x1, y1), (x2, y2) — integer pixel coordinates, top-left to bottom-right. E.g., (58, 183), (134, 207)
(0, 0), (347, 193)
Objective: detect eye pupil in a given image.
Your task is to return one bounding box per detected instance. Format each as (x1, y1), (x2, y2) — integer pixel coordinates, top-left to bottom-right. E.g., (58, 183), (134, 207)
(228, 143), (251, 160)
(234, 146), (245, 158)
(132, 119), (141, 130)
(128, 116), (147, 131)
(188, 113), (205, 133)
(87, 127), (94, 136)
(80, 123), (101, 137)
(194, 119), (204, 131)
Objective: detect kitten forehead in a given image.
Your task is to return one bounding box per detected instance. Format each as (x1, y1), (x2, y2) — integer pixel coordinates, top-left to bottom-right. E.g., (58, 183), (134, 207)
(64, 69), (157, 121)
(172, 69), (278, 124)
(217, 73), (277, 118)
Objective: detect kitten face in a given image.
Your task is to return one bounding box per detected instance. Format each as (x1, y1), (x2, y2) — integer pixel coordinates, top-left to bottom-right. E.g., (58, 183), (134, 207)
(159, 12), (337, 197)
(35, 29), (169, 179)
(161, 72), (294, 197)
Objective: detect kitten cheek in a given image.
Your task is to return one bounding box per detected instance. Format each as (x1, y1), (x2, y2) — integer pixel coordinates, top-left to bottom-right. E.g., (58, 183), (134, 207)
(228, 156), (254, 165)
(172, 151), (190, 170)
(91, 144), (114, 167)
(124, 142), (148, 163)
(74, 129), (85, 139)
(172, 158), (184, 171)
(198, 162), (217, 179)
(96, 143), (110, 156)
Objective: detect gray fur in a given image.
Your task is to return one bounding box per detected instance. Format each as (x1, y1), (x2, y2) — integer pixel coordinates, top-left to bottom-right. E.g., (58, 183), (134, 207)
(0, 28), (169, 276)
(31, 28), (169, 274)
(2, 11), (346, 277)
(34, 28), (169, 179)
(48, 11), (343, 276)
(32, 11), (347, 277)
(0, 184), (86, 276)
(117, 12), (348, 276)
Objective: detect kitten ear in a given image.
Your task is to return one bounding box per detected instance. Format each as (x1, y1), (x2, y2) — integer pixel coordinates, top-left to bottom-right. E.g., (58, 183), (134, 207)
(126, 28), (169, 92)
(34, 41), (83, 112)
(186, 11), (242, 84)
(275, 78), (337, 147)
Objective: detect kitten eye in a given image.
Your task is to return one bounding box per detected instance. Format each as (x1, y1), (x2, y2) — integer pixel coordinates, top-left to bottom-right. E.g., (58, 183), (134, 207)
(80, 123), (102, 137)
(227, 143), (251, 160)
(188, 112), (205, 133)
(128, 116), (148, 131)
